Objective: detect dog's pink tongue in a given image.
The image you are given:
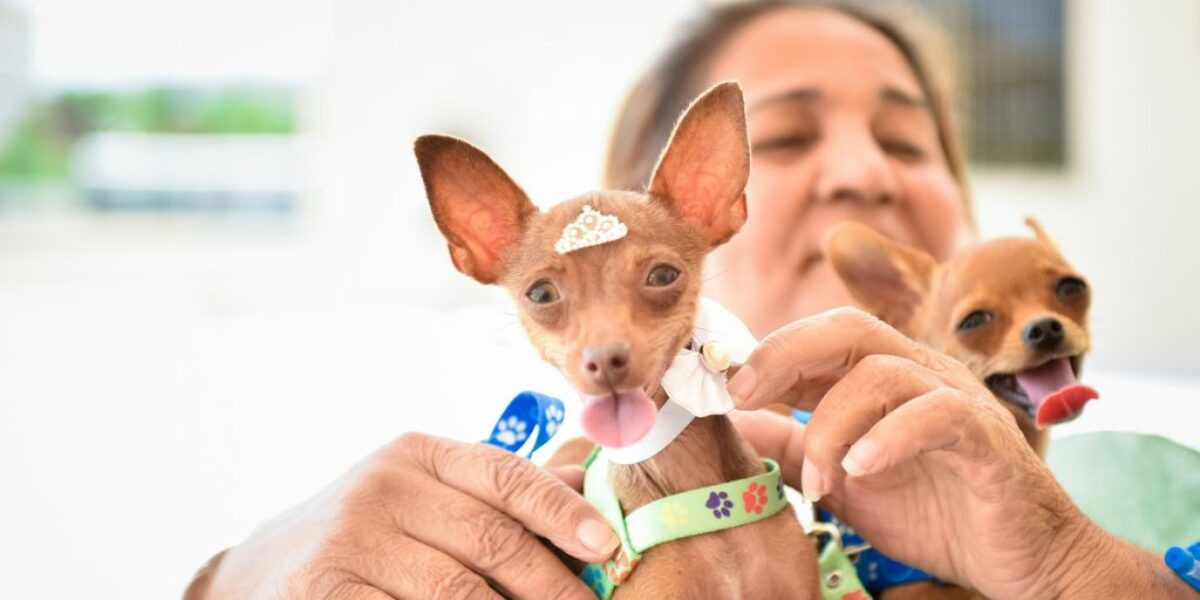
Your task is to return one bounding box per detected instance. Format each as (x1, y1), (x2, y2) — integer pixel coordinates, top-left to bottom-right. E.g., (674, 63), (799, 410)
(1015, 358), (1099, 428)
(580, 389), (657, 448)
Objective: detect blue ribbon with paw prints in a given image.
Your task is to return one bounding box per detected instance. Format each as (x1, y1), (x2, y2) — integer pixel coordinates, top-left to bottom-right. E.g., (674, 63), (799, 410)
(483, 391), (566, 458)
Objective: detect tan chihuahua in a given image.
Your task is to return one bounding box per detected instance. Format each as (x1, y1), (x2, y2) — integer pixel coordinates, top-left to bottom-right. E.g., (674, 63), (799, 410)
(825, 220), (1098, 600)
(826, 219), (1098, 458)
(415, 83), (816, 598)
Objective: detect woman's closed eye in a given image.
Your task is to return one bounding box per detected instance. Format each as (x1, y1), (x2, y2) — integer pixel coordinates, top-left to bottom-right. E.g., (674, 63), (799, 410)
(753, 133), (817, 154)
(879, 136), (927, 162)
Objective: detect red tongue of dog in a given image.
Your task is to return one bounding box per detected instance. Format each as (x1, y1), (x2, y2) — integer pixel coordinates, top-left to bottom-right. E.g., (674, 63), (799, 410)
(1014, 357), (1099, 429)
(580, 389), (657, 448)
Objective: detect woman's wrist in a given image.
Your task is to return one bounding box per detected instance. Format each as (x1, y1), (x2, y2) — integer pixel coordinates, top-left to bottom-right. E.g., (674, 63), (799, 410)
(1040, 512), (1194, 599)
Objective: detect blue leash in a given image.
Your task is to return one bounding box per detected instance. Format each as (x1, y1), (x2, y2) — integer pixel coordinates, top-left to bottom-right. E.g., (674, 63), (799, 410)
(482, 390), (566, 458)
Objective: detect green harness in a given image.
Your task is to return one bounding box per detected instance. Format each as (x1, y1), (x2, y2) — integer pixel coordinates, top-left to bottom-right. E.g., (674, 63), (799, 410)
(578, 448), (789, 598)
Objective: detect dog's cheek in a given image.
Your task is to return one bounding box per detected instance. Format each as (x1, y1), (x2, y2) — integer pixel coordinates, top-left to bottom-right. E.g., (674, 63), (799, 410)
(515, 308), (571, 367)
(1060, 301), (1091, 334)
(1061, 318), (1091, 355)
(946, 326), (1010, 378)
(531, 329), (572, 372)
(520, 301), (569, 332)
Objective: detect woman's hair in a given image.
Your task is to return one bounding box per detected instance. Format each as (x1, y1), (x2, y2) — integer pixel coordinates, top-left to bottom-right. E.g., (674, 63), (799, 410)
(604, 0), (971, 221)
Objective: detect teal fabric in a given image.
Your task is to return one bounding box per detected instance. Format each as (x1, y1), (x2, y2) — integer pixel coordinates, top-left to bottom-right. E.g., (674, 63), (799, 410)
(1046, 431), (1200, 551)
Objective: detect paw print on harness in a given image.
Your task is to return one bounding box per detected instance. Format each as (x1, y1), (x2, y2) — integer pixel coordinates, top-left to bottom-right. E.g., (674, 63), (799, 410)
(743, 482), (769, 515)
(660, 500), (689, 529)
(705, 491), (734, 518)
(603, 548), (640, 584)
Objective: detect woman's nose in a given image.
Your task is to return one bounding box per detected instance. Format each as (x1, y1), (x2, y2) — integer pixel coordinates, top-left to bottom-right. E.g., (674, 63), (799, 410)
(813, 128), (898, 206)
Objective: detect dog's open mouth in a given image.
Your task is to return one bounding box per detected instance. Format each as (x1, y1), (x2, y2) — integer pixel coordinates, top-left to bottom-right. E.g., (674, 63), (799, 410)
(985, 355), (1098, 429)
(579, 386), (657, 448)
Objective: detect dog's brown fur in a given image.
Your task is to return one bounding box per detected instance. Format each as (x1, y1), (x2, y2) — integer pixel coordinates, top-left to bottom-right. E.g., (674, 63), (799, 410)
(826, 220), (1092, 455)
(825, 221), (1093, 599)
(416, 82), (817, 599)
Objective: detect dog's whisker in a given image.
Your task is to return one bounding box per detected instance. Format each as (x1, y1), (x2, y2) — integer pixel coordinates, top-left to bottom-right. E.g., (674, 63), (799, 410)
(703, 266), (731, 283)
(483, 306), (519, 319)
(485, 319), (522, 337)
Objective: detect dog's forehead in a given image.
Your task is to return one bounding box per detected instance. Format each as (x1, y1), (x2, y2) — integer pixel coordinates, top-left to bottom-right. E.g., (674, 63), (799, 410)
(943, 237), (1077, 299)
(500, 191), (702, 287)
(531, 192), (695, 255)
(541, 192), (671, 237)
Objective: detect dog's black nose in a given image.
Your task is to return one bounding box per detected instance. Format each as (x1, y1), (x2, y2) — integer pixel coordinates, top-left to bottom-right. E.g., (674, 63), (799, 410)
(582, 343), (631, 386)
(1023, 317), (1065, 351)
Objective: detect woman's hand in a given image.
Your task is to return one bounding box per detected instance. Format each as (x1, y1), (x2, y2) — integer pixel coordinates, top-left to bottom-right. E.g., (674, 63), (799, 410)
(201, 433), (617, 600)
(724, 308), (1122, 599)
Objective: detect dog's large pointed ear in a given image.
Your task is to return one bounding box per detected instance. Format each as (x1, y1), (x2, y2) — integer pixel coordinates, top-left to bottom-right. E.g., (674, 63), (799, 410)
(647, 81), (750, 247)
(1024, 216), (1059, 250)
(414, 135), (537, 284)
(824, 223), (937, 329)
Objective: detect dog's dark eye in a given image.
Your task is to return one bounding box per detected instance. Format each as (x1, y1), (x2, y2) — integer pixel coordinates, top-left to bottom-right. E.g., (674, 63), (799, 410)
(958, 310), (993, 332)
(646, 264), (680, 287)
(1057, 277), (1087, 299)
(525, 281), (560, 304)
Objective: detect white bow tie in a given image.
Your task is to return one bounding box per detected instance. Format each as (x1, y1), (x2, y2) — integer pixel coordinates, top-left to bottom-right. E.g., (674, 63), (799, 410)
(662, 297), (759, 417)
(603, 297), (759, 465)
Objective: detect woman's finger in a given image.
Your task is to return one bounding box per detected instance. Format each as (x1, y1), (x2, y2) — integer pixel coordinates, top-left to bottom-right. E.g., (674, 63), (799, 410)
(841, 387), (1021, 481)
(546, 465), (585, 492)
(397, 433), (619, 562)
(395, 481), (597, 600)
(726, 409), (808, 487)
(334, 583), (398, 600)
(800, 354), (945, 500)
(726, 307), (942, 410)
(358, 536), (502, 600)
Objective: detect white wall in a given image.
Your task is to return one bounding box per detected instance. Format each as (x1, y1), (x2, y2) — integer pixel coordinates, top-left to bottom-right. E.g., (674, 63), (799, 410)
(0, 3), (30, 139)
(972, 0), (1200, 377)
(306, 0), (698, 306)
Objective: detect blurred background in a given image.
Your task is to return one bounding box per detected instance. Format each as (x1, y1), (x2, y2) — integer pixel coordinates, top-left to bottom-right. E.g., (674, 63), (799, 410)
(0, 1), (1196, 597)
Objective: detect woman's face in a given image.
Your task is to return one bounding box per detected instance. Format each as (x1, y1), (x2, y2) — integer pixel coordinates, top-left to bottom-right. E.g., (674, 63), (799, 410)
(702, 7), (966, 337)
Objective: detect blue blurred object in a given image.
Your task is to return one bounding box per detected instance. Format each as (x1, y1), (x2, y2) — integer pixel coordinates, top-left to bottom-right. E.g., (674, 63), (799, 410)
(483, 391), (566, 458)
(792, 409), (812, 424)
(1165, 543), (1200, 591)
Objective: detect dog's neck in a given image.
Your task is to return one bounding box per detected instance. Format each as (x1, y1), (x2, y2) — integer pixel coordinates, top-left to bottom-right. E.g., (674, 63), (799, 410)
(606, 401), (763, 513)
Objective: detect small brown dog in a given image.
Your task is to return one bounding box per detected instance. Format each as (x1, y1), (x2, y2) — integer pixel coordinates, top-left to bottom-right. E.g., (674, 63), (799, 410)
(826, 219), (1097, 457)
(826, 221), (1098, 600)
(416, 83), (816, 598)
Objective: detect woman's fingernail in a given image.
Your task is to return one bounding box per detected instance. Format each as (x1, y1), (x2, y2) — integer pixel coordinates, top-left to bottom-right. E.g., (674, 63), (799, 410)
(577, 517), (618, 555)
(843, 439), (881, 477)
(801, 457), (824, 502)
(727, 364), (757, 406)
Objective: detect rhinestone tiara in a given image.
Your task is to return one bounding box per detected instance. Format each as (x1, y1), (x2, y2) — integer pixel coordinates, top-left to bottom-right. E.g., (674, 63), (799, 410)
(554, 204), (629, 254)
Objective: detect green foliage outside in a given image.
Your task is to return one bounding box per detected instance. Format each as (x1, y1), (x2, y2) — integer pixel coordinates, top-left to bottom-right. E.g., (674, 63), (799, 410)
(0, 87), (295, 181)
